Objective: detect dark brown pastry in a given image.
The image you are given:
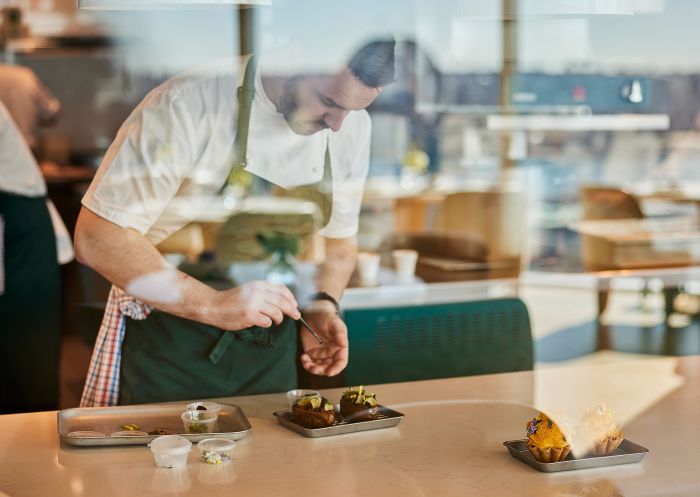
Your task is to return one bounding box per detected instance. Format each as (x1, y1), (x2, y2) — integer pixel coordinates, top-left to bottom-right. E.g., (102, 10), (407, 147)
(339, 386), (380, 422)
(291, 396), (335, 428)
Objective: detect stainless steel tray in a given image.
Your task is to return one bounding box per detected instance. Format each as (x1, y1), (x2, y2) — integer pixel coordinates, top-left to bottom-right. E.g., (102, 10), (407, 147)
(58, 402), (251, 446)
(503, 439), (649, 472)
(273, 405), (404, 438)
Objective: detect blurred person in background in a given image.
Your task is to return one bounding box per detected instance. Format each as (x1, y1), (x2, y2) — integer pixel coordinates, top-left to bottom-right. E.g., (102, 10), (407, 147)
(0, 100), (63, 414)
(75, 40), (395, 407)
(0, 63), (60, 152)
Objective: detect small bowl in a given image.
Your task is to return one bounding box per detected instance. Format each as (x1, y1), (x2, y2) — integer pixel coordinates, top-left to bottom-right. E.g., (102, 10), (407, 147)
(149, 435), (192, 469)
(286, 389), (321, 409)
(197, 438), (236, 464)
(186, 401), (222, 414)
(181, 410), (218, 434)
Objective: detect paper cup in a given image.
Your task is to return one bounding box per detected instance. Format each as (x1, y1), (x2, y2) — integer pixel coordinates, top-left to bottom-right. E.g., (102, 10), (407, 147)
(392, 249), (418, 280)
(357, 252), (380, 286)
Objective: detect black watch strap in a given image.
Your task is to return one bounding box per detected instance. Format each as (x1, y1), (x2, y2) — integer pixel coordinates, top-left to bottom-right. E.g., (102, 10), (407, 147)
(309, 292), (340, 314)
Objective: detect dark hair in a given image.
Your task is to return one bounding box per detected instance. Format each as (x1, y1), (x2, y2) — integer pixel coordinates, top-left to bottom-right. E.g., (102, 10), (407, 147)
(347, 39), (396, 89)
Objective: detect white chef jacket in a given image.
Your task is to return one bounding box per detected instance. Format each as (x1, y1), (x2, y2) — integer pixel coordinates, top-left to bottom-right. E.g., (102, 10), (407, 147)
(0, 101), (46, 197)
(82, 56), (371, 245)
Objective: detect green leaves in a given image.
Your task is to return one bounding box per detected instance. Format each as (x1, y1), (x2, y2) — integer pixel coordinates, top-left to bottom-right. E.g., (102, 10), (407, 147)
(256, 231), (301, 257)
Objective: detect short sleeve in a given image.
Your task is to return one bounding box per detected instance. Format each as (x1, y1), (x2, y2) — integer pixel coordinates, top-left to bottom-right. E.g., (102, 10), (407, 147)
(82, 88), (196, 236)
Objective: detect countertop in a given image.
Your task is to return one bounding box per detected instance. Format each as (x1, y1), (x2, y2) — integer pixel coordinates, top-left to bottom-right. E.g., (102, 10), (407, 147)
(1, 355), (697, 497)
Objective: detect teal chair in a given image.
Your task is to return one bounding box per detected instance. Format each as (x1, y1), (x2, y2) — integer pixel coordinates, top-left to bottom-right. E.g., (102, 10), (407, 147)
(341, 298), (533, 385)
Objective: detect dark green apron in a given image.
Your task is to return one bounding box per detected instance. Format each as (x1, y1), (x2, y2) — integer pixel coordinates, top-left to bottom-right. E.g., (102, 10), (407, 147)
(120, 55), (333, 404)
(0, 191), (60, 413)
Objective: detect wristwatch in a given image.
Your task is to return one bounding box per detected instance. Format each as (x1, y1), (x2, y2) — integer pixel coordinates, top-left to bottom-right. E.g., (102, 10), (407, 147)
(309, 291), (340, 314)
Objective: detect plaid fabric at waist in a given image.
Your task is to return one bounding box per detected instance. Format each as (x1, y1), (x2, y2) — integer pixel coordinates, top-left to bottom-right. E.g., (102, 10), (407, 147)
(79, 286), (152, 407)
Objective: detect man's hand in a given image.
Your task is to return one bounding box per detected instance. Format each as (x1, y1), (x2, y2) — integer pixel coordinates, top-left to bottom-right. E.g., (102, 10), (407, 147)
(209, 281), (301, 330)
(299, 308), (349, 376)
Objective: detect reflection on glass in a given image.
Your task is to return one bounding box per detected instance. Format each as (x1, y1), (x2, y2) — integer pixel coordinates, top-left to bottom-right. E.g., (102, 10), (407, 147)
(533, 357), (683, 456)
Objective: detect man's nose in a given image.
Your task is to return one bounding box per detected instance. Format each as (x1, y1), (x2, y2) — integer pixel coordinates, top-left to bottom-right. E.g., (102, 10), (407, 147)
(325, 109), (349, 132)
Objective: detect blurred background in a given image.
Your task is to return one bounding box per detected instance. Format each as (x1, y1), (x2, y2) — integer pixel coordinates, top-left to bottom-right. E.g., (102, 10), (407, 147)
(6, 0), (700, 408)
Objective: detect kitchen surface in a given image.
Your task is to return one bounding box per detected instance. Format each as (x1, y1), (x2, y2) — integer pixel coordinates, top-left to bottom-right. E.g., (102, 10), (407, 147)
(1, 356), (697, 497)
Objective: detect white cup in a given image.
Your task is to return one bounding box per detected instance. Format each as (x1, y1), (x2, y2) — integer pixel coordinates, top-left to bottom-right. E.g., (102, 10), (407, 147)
(149, 435), (192, 469)
(357, 252), (381, 286)
(392, 249), (418, 280)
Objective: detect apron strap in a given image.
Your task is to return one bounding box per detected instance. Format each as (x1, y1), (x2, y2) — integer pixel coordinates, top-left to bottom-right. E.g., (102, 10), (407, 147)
(208, 333), (235, 364)
(222, 55), (333, 227)
(234, 55), (258, 170)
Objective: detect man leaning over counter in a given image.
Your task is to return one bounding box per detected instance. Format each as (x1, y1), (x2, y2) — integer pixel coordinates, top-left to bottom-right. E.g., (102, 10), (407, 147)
(74, 40), (396, 406)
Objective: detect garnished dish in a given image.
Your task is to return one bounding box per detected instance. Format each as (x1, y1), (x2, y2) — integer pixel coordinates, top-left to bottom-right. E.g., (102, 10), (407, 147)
(180, 410), (218, 434)
(576, 404), (624, 456)
(526, 412), (571, 463)
(291, 395), (335, 428)
(197, 438), (236, 465)
(339, 386), (380, 422)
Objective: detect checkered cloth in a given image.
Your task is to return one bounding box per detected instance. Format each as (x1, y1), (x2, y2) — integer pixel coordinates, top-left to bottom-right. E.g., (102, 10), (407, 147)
(80, 286), (152, 407)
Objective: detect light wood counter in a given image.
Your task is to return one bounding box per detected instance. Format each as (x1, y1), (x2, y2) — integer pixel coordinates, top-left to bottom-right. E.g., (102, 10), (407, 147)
(1, 356), (698, 497)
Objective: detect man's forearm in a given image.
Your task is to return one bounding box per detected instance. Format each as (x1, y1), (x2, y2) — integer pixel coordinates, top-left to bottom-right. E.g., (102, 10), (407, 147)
(316, 236), (358, 301)
(74, 207), (217, 323)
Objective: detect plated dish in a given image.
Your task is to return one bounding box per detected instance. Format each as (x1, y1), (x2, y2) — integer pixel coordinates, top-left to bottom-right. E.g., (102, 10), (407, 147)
(275, 386), (404, 438)
(508, 406), (646, 472)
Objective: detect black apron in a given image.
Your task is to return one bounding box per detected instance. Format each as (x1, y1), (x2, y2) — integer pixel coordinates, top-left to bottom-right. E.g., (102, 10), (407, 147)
(0, 191), (60, 413)
(120, 56), (333, 404)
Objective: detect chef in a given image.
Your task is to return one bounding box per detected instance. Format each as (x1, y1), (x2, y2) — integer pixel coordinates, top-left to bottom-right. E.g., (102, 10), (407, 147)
(0, 101), (61, 413)
(75, 40), (395, 406)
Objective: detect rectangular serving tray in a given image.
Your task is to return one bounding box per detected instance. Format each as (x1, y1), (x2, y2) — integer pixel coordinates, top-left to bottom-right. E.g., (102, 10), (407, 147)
(503, 439), (649, 472)
(273, 405), (404, 438)
(58, 402), (251, 446)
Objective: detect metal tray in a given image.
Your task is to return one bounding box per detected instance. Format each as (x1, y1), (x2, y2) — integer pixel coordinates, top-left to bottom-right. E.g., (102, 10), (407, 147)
(273, 405), (404, 438)
(58, 402), (251, 446)
(503, 439), (649, 472)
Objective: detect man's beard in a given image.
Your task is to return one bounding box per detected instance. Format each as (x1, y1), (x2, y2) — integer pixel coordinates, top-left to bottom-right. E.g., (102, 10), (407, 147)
(279, 76), (327, 135)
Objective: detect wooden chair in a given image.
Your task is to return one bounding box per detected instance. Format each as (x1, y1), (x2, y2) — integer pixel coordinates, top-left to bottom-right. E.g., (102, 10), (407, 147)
(439, 190), (524, 260)
(390, 190), (524, 282)
(580, 185), (644, 221)
(393, 193), (445, 234)
(578, 185), (694, 348)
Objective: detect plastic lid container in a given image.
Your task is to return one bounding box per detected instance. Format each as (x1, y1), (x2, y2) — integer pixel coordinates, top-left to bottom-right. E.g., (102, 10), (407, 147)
(149, 435), (192, 469)
(181, 410), (218, 434)
(186, 401), (222, 414)
(197, 438), (236, 464)
(286, 389), (320, 409)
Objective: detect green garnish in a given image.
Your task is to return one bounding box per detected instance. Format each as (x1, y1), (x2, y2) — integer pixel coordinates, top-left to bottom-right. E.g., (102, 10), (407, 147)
(342, 386), (377, 407)
(187, 423), (209, 434)
(121, 424), (140, 431)
(296, 395), (333, 411)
